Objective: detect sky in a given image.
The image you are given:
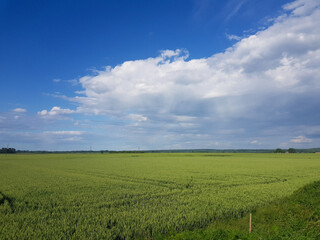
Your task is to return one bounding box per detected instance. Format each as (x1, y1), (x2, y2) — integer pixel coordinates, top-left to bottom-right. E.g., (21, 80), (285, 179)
(1, 0), (320, 151)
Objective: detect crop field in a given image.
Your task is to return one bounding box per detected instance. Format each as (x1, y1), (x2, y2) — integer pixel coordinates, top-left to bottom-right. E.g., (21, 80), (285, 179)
(0, 153), (320, 239)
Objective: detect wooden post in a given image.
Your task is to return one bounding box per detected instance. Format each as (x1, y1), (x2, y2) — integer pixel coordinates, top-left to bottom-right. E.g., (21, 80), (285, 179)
(249, 212), (252, 233)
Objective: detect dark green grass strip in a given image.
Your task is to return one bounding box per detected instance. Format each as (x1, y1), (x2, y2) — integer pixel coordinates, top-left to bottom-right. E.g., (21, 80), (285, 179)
(159, 181), (320, 240)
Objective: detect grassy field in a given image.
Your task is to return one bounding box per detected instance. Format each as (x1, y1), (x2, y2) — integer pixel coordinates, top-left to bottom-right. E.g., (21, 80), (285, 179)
(0, 153), (320, 239)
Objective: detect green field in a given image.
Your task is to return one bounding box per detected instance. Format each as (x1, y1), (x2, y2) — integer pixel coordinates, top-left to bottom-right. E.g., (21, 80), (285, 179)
(1, 153), (320, 239)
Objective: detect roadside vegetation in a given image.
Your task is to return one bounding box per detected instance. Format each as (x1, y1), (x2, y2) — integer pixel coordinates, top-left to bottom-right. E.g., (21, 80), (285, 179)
(162, 180), (320, 239)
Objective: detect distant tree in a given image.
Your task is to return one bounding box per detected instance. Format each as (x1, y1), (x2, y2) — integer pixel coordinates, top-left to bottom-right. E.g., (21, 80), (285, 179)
(0, 148), (16, 153)
(274, 148), (285, 153)
(288, 148), (297, 153)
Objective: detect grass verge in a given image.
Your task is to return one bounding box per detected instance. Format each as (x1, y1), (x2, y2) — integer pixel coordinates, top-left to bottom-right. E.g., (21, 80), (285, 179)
(159, 180), (320, 240)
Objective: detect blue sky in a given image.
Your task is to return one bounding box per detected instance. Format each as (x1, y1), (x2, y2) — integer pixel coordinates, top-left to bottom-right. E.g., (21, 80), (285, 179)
(1, 0), (320, 151)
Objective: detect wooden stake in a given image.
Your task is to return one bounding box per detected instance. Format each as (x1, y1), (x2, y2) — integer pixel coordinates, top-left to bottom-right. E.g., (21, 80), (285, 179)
(249, 212), (252, 233)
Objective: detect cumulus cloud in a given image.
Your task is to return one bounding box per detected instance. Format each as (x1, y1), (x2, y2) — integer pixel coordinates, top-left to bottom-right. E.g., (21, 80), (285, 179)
(38, 106), (76, 119)
(13, 108), (27, 113)
(36, 0), (320, 149)
(290, 135), (312, 143)
(72, 0), (320, 123)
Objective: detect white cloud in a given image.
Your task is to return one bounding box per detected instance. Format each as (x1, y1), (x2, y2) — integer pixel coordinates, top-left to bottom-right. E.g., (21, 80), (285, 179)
(43, 131), (83, 135)
(173, 115), (198, 122)
(42, 131), (84, 143)
(290, 135), (312, 143)
(26, 0), (320, 150)
(53, 78), (61, 83)
(161, 49), (189, 60)
(226, 34), (242, 41)
(128, 114), (147, 122)
(38, 106), (76, 118)
(0, 129), (87, 150)
(284, 0), (320, 16)
(13, 108), (27, 113)
(69, 0), (320, 125)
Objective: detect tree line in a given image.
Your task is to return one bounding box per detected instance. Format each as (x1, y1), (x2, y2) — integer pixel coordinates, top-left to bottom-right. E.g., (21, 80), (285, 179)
(274, 148), (296, 153)
(0, 148), (16, 153)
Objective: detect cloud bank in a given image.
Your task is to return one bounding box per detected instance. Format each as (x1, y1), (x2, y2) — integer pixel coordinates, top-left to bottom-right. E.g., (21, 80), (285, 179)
(20, 0), (320, 149)
(72, 0), (320, 116)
